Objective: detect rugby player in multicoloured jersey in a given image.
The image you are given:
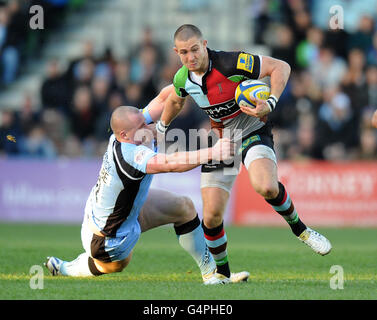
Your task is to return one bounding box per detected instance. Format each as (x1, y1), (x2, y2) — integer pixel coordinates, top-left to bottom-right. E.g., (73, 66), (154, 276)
(156, 24), (332, 284)
(45, 96), (236, 284)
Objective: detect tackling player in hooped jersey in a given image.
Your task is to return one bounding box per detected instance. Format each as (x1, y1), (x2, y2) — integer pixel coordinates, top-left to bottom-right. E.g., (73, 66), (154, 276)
(155, 24), (332, 284)
(45, 90), (240, 284)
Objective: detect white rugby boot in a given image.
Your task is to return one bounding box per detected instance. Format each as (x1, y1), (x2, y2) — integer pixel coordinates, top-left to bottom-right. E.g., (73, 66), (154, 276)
(230, 271), (250, 283)
(298, 227), (332, 256)
(203, 271), (231, 285)
(203, 270), (250, 285)
(44, 256), (64, 276)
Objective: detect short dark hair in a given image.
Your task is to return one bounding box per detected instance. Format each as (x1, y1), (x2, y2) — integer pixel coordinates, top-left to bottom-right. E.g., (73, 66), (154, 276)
(174, 24), (203, 42)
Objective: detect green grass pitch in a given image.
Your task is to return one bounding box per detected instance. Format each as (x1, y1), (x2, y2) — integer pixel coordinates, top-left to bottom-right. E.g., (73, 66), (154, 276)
(0, 223), (376, 300)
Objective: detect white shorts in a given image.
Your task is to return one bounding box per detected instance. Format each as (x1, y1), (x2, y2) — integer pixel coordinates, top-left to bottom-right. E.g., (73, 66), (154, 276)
(201, 118), (277, 194)
(200, 144), (276, 193)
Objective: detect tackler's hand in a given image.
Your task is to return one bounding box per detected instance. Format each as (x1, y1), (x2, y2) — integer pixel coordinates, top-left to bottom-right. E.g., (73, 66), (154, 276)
(211, 138), (235, 162)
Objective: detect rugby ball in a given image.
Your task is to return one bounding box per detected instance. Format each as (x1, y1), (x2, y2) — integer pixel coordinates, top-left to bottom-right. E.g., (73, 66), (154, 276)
(235, 80), (270, 108)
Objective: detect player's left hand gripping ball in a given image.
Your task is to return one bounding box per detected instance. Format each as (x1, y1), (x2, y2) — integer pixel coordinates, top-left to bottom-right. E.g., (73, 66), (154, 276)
(235, 80), (276, 119)
(240, 96), (271, 119)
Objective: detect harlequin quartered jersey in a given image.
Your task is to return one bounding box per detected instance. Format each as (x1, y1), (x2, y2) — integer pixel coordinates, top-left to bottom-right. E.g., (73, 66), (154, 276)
(173, 48), (266, 137)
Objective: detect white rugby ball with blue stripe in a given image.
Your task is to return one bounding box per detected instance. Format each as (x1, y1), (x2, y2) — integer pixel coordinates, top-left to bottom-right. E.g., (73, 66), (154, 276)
(235, 80), (270, 108)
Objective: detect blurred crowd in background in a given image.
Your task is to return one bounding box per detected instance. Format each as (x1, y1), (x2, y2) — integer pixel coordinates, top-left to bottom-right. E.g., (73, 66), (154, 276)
(0, 0), (377, 161)
(0, 0), (85, 88)
(254, 0), (377, 161)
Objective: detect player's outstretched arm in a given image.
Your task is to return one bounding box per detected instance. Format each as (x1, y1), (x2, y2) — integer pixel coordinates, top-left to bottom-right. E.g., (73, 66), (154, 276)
(146, 138), (234, 174)
(142, 84), (175, 124)
(372, 109), (377, 128)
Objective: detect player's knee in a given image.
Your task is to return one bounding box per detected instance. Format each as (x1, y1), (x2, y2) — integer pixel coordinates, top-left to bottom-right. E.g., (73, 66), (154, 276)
(254, 182), (279, 199)
(115, 265), (126, 273)
(108, 264), (123, 273)
(97, 256), (131, 274)
(202, 202), (226, 228)
(203, 209), (223, 228)
(97, 262), (122, 274)
(179, 196), (196, 219)
(115, 255), (132, 272)
(114, 261), (130, 273)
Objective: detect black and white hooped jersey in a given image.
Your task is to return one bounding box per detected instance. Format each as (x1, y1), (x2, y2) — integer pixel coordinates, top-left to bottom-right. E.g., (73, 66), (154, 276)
(87, 134), (157, 237)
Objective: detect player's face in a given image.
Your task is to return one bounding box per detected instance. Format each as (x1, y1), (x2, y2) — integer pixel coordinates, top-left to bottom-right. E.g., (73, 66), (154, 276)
(174, 36), (208, 74)
(123, 112), (153, 145)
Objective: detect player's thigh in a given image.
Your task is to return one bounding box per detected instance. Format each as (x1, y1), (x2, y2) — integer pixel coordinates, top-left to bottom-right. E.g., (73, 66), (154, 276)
(248, 158), (278, 188)
(138, 188), (196, 233)
(244, 145), (279, 198)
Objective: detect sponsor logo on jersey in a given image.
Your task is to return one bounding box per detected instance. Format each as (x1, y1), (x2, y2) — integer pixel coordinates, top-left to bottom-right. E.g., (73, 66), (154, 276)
(237, 53), (254, 73)
(202, 99), (240, 120)
(238, 134), (261, 153)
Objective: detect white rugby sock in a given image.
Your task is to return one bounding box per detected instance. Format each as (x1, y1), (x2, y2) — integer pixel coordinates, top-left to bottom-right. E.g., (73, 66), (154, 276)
(175, 216), (216, 276)
(59, 253), (95, 277)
